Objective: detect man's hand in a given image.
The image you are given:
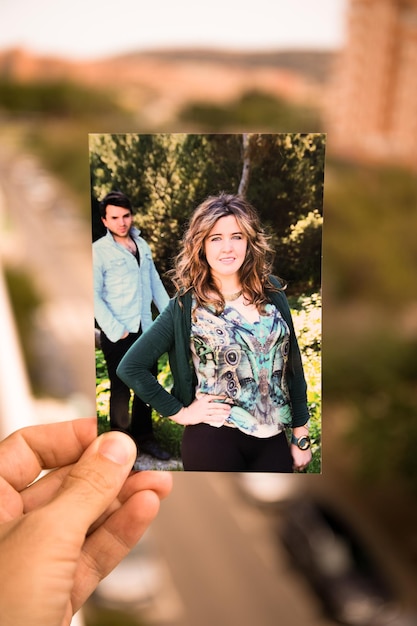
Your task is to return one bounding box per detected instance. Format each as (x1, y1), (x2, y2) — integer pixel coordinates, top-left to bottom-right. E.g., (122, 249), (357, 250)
(0, 417), (172, 626)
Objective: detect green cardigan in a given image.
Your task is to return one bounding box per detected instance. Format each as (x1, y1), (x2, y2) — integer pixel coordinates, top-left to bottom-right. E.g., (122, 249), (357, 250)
(117, 277), (310, 428)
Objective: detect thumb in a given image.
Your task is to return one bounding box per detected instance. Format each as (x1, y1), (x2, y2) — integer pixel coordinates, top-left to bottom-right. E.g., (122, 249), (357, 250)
(48, 430), (137, 538)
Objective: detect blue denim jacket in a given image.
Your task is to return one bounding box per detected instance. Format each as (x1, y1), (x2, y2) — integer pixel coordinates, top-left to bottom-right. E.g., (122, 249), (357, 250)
(93, 228), (169, 342)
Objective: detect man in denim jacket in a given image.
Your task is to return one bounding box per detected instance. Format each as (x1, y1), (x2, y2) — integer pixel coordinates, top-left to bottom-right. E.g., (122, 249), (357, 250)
(93, 191), (170, 461)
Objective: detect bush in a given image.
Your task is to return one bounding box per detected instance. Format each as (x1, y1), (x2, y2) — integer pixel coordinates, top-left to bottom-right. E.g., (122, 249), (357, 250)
(0, 79), (122, 118)
(151, 414), (184, 459)
(290, 293), (322, 473)
(281, 210), (323, 291)
(4, 267), (43, 393)
(178, 89), (320, 132)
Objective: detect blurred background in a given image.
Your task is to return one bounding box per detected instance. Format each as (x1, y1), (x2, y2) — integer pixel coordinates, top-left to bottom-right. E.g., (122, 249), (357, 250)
(1, 0), (417, 625)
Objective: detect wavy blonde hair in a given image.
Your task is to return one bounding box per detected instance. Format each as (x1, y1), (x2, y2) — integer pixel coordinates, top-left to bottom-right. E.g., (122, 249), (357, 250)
(169, 192), (284, 314)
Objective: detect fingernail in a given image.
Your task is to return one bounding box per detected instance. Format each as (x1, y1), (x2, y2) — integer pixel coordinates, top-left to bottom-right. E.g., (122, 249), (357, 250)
(98, 432), (135, 465)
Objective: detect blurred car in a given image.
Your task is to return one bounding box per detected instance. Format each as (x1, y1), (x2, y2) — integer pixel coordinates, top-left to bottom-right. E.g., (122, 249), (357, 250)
(235, 472), (304, 507)
(279, 499), (416, 625)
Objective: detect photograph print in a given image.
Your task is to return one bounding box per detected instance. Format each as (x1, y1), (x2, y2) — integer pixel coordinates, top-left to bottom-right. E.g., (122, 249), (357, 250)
(90, 133), (324, 473)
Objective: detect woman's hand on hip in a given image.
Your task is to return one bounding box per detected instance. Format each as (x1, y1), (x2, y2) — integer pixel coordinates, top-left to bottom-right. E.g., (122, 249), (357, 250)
(172, 394), (231, 426)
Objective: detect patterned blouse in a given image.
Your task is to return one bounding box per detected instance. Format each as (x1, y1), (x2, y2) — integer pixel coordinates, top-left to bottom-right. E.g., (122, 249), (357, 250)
(190, 301), (293, 438)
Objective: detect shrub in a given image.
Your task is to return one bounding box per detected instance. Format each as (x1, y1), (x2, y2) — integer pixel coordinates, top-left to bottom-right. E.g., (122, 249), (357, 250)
(290, 293), (322, 472)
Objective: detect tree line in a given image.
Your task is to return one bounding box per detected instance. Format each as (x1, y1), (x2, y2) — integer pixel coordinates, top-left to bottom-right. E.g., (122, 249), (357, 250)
(90, 133), (325, 296)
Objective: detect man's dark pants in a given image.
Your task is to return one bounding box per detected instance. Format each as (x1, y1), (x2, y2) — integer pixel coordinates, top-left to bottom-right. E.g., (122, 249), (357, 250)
(100, 329), (155, 448)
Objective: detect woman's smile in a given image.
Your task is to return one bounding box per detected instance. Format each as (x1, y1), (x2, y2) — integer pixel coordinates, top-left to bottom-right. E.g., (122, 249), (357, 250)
(204, 215), (247, 280)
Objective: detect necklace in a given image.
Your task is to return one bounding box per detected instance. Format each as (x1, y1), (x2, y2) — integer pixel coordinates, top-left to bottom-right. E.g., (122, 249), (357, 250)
(223, 289), (243, 302)
(123, 239), (136, 254)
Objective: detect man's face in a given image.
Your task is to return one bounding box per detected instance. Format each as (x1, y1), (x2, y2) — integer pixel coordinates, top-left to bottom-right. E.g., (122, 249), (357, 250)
(102, 204), (133, 238)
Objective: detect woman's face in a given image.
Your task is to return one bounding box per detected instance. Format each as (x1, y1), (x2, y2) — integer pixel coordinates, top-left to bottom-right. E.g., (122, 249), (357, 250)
(204, 215), (248, 283)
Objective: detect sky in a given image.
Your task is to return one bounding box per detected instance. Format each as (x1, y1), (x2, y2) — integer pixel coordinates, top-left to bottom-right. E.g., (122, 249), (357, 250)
(0, 0), (348, 60)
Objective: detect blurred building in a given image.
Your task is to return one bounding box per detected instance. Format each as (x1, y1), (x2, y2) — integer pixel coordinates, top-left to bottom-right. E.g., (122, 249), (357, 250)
(326, 0), (417, 170)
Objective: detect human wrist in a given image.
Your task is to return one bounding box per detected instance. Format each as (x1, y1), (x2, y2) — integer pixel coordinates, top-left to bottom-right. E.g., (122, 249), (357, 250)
(292, 422), (309, 436)
(171, 406), (187, 425)
(291, 429), (311, 450)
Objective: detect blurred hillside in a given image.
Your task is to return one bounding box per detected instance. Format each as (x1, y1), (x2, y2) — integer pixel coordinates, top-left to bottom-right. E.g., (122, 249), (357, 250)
(0, 46), (331, 226)
(0, 47), (334, 83)
(0, 46), (332, 129)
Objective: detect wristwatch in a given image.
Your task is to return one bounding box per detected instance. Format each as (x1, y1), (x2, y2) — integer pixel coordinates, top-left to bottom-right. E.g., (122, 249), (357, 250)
(291, 434), (311, 450)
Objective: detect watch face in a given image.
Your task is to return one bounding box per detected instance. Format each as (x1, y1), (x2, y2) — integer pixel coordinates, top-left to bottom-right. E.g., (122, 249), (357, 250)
(298, 436), (310, 450)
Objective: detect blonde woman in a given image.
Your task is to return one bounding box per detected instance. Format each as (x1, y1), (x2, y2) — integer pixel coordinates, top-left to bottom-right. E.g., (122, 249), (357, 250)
(118, 193), (312, 472)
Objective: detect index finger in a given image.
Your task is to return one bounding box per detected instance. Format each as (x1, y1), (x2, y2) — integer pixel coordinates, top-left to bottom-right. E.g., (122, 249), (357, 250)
(0, 418), (97, 491)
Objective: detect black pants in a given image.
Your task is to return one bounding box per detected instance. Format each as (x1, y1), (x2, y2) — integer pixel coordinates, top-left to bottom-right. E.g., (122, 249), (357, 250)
(100, 329), (155, 446)
(181, 424), (294, 472)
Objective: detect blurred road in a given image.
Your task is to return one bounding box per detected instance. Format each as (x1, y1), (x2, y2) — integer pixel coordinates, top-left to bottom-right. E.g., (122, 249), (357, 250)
(0, 139), (96, 412)
(151, 472), (336, 626)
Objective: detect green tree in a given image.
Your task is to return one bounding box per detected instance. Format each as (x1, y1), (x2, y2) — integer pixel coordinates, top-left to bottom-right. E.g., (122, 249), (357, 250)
(89, 133), (325, 293)
(177, 89), (320, 132)
(240, 133), (325, 290)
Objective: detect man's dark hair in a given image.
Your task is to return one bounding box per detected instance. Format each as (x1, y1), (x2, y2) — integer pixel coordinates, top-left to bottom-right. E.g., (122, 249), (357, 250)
(99, 191), (132, 219)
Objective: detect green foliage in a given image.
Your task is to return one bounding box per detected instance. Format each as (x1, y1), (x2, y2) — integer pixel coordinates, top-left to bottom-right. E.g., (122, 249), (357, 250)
(24, 121), (91, 214)
(320, 159), (417, 492)
(152, 414), (184, 459)
(1, 79), (134, 219)
(246, 133), (325, 292)
(291, 293), (322, 397)
(85, 605), (145, 626)
(0, 79), (123, 118)
(325, 330), (417, 491)
(290, 293), (322, 473)
(4, 267), (43, 391)
(90, 132), (325, 295)
(324, 160), (417, 304)
(4, 267), (42, 338)
(281, 209), (323, 291)
(95, 349), (110, 435)
(90, 133), (244, 276)
(95, 347), (108, 383)
(306, 416), (322, 474)
(178, 89), (321, 132)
